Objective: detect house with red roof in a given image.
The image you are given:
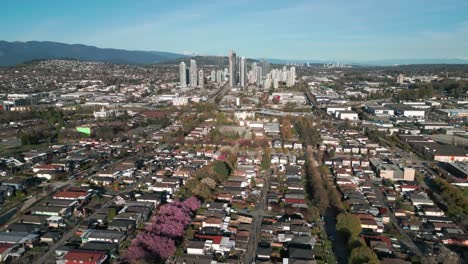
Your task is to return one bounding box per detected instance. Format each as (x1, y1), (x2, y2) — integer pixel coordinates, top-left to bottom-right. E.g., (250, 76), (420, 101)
(62, 249), (107, 264)
(53, 188), (91, 202)
(194, 234), (223, 245)
(0, 243), (17, 262)
(364, 235), (393, 253)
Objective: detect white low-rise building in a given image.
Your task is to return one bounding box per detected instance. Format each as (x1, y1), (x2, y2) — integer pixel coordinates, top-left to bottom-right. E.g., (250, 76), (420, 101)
(337, 110), (359, 120)
(326, 105), (351, 115)
(234, 111), (255, 120)
(173, 96), (189, 106)
(367, 106), (395, 116)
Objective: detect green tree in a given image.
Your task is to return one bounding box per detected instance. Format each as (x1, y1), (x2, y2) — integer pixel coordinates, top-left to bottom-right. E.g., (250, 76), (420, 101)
(336, 213), (362, 240)
(349, 245), (379, 264)
(213, 161), (230, 178)
(261, 148), (271, 171)
(295, 116), (321, 147)
(281, 116), (293, 140)
(108, 207), (117, 221)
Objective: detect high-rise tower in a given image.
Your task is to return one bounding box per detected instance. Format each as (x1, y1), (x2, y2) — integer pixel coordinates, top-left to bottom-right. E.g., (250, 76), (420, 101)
(229, 50), (237, 87)
(198, 69), (204, 87)
(179, 62), (187, 87)
(189, 59), (198, 87)
(240, 57), (246, 88)
(210, 70), (216, 82)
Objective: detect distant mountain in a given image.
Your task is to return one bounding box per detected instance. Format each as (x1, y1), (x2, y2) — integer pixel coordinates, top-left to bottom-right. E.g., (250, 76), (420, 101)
(259, 58), (326, 65)
(0, 41), (185, 66)
(160, 55), (259, 66)
(2, 41), (466, 67)
(355, 58), (468, 66)
(159, 55), (228, 66)
(261, 57), (468, 66)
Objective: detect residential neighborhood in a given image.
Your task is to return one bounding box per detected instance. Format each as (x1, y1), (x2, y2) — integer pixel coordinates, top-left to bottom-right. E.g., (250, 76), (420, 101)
(0, 53), (467, 264)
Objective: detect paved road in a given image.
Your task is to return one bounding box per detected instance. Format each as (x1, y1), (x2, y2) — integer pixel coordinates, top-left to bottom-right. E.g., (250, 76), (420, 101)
(36, 196), (116, 264)
(245, 168), (270, 264)
(33, 158), (127, 263)
(308, 147), (344, 264)
(323, 208), (347, 264)
(366, 175), (423, 256)
(207, 83), (229, 104)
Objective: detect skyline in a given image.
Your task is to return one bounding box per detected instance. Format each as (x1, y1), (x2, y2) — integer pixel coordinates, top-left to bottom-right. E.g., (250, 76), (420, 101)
(2, 0), (468, 61)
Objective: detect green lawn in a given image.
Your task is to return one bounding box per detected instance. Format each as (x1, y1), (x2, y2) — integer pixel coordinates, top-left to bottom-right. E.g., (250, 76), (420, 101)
(462, 187), (468, 198)
(0, 143), (49, 156)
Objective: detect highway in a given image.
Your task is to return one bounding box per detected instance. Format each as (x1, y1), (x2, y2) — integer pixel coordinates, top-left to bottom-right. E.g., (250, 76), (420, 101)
(207, 83), (230, 104)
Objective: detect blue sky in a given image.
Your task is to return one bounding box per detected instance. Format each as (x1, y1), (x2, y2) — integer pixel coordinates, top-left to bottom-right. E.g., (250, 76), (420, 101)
(1, 0), (468, 60)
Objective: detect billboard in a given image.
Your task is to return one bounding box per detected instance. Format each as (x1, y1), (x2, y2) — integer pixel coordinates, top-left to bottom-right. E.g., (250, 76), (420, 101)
(76, 127), (92, 135)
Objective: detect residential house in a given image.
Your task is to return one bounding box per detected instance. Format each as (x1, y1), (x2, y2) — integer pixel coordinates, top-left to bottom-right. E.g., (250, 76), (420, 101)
(62, 250), (107, 264)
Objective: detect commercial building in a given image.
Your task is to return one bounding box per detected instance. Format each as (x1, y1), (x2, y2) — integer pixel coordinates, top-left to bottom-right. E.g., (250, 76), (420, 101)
(234, 111), (255, 120)
(407, 141), (468, 163)
(369, 158), (415, 181)
(366, 106), (395, 116)
(439, 162), (468, 180)
(270, 92), (306, 105)
(326, 106), (352, 115)
(419, 122), (454, 130)
(337, 110), (359, 120)
(173, 97), (190, 106)
(437, 109), (468, 118)
(388, 104), (425, 118)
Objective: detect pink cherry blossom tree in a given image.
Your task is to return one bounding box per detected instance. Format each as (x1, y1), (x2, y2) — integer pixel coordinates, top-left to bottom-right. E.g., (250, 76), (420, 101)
(183, 196), (201, 212)
(122, 197), (201, 263)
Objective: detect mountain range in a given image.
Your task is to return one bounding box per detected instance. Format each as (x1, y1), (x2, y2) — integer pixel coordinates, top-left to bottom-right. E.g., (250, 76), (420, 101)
(0, 40), (467, 67)
(262, 58), (468, 66)
(0, 41), (185, 66)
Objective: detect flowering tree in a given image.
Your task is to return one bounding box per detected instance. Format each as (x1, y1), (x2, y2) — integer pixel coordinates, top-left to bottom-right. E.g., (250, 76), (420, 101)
(183, 196), (201, 212)
(138, 233), (176, 259)
(122, 242), (148, 261)
(146, 220), (186, 238)
(121, 196), (201, 263)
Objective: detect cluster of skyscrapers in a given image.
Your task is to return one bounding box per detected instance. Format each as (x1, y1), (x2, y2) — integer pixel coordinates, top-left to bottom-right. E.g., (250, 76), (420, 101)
(210, 69), (227, 84)
(228, 50), (273, 89)
(264, 65), (296, 89)
(179, 51), (296, 89)
(227, 51), (249, 88)
(179, 59), (204, 87)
